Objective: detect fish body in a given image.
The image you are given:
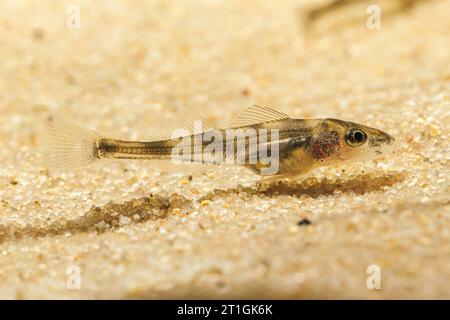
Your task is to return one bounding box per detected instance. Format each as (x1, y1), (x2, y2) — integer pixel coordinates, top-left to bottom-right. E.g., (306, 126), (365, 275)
(44, 106), (395, 177)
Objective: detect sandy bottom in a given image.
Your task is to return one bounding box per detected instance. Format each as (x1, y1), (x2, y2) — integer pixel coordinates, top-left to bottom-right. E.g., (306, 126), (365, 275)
(0, 0), (448, 299)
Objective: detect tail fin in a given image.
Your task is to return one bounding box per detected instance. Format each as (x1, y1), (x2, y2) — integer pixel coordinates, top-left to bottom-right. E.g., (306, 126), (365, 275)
(43, 113), (101, 170)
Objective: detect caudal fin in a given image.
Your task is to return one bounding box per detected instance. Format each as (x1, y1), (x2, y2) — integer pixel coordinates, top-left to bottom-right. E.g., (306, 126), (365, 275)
(43, 114), (101, 170)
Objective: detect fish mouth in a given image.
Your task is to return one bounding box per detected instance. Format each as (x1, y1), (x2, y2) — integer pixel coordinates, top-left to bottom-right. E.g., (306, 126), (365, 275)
(383, 133), (396, 154)
(377, 138), (396, 157)
(367, 132), (396, 158)
(380, 131), (395, 145)
(386, 134), (395, 145)
(368, 133), (394, 148)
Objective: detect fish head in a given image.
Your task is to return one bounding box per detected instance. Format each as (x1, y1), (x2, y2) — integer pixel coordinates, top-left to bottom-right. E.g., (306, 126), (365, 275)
(310, 119), (395, 166)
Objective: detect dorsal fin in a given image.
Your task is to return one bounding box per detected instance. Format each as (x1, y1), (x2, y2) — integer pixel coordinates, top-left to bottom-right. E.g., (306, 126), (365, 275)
(230, 105), (290, 128)
(143, 109), (215, 141)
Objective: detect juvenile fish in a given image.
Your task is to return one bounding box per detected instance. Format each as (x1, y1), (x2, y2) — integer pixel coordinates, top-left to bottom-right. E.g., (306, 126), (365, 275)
(44, 105), (395, 177)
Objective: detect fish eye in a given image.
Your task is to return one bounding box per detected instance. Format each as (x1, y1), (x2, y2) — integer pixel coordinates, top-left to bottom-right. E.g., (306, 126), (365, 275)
(345, 128), (367, 147)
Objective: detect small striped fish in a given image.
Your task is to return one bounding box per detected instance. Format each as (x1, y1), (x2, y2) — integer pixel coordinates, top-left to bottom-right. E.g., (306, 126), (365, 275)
(44, 105), (395, 177)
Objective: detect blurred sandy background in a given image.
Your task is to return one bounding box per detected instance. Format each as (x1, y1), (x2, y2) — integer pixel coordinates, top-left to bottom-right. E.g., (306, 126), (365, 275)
(0, 0), (448, 298)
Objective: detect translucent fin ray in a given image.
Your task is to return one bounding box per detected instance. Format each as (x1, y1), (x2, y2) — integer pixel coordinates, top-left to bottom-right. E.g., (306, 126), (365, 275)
(42, 113), (101, 170)
(230, 105), (290, 128)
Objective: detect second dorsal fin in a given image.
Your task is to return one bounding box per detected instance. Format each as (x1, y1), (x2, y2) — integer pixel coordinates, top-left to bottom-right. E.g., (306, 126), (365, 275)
(230, 105), (290, 128)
